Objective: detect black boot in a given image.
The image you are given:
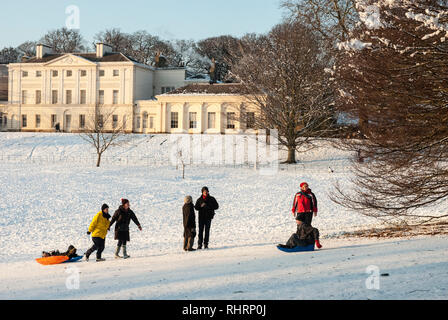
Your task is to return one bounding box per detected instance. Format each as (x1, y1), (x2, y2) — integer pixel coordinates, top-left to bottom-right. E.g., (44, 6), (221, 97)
(85, 249), (92, 261)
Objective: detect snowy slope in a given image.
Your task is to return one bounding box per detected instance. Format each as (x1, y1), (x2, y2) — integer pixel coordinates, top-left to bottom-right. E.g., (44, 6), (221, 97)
(0, 133), (447, 299)
(0, 162), (380, 263)
(0, 130), (378, 265)
(0, 237), (447, 300)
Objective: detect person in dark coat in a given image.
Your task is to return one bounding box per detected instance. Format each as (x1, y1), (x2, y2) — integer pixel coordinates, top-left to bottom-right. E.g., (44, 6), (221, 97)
(183, 195), (196, 251)
(278, 212), (322, 249)
(109, 199), (142, 259)
(194, 186), (219, 249)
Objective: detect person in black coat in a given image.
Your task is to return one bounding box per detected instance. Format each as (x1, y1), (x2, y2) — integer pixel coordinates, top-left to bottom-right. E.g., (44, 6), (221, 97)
(194, 186), (219, 249)
(109, 198), (142, 259)
(183, 196), (196, 251)
(278, 212), (322, 249)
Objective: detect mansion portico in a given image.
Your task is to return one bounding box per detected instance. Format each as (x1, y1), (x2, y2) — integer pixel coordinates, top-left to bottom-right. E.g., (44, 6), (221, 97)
(0, 43), (257, 134)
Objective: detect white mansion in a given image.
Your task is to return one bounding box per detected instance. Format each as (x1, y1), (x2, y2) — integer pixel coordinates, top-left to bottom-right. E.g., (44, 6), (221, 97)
(0, 43), (256, 134)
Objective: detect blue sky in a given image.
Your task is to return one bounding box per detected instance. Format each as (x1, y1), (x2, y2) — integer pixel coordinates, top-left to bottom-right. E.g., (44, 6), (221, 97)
(0, 0), (285, 49)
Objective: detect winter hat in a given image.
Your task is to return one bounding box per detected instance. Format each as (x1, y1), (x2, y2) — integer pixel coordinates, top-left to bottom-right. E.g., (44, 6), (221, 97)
(300, 182), (308, 188)
(184, 196), (192, 204)
(121, 198), (129, 205)
(201, 186), (209, 193)
(101, 203), (109, 211)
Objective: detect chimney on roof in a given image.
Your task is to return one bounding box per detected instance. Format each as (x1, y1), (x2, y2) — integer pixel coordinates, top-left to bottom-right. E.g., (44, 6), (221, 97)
(36, 44), (53, 59)
(96, 43), (113, 58)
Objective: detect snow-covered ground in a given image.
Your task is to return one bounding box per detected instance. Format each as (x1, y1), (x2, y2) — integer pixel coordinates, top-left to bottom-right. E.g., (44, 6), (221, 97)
(1, 237), (447, 299)
(0, 132), (447, 299)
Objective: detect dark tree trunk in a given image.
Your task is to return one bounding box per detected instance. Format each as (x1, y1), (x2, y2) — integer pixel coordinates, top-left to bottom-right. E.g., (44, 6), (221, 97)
(286, 147), (296, 164)
(96, 152), (102, 167)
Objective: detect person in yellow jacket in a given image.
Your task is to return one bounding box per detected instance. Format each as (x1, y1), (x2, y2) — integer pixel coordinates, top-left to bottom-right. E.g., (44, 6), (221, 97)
(85, 204), (111, 262)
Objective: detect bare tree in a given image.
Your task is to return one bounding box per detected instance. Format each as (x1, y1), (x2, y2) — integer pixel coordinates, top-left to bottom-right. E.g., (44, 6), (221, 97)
(230, 21), (336, 163)
(331, 0), (448, 221)
(281, 0), (359, 45)
(94, 29), (187, 68)
(79, 104), (130, 167)
(17, 41), (37, 57)
(195, 35), (242, 81)
(0, 47), (20, 63)
(40, 28), (86, 53)
(93, 28), (133, 53)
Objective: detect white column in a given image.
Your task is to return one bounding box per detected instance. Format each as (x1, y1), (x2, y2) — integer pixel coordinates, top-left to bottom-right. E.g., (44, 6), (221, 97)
(60, 69), (64, 105)
(8, 69), (13, 104)
(75, 69), (80, 104)
(199, 103), (206, 133)
(46, 70), (50, 104)
(161, 102), (167, 133)
(121, 68), (126, 104)
(180, 103), (187, 131)
(217, 103), (224, 133)
(91, 67), (97, 105)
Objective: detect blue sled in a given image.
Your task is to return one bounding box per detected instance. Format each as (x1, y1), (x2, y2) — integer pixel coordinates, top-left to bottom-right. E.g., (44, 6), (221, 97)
(277, 244), (314, 253)
(63, 256), (84, 263)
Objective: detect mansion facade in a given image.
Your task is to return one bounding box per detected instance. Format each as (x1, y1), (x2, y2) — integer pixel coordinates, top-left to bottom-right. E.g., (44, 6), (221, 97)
(0, 43), (256, 134)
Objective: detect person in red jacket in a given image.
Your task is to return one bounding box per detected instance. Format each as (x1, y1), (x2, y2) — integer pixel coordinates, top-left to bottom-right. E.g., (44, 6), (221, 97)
(292, 182), (318, 226)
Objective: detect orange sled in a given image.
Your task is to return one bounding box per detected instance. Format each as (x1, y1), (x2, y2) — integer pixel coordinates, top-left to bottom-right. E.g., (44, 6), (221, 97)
(36, 256), (69, 265)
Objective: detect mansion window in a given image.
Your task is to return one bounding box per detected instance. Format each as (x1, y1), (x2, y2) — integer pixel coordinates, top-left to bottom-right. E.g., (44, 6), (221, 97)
(161, 87), (175, 94)
(113, 90), (119, 104)
(35, 90), (41, 104)
(52, 70), (58, 77)
(142, 113), (148, 129)
(22, 115), (27, 128)
(22, 90), (27, 104)
(189, 112), (197, 129)
(36, 71), (42, 77)
(51, 114), (57, 128)
(99, 70), (105, 77)
(52, 90), (58, 104)
(66, 90), (72, 104)
(208, 112), (216, 129)
(227, 112), (236, 129)
(98, 90), (104, 104)
(35, 115), (41, 128)
(66, 70), (72, 77)
(171, 112), (179, 129)
(22, 71), (28, 77)
(79, 115), (85, 129)
(80, 90), (87, 104)
(113, 70), (119, 77)
(149, 116), (154, 129)
(247, 112), (255, 129)
(113, 115), (118, 129)
(80, 70), (87, 77)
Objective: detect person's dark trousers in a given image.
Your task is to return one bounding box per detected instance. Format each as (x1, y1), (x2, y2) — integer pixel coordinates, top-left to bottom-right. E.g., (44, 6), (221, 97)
(198, 218), (212, 248)
(86, 237), (105, 259)
(304, 212), (313, 225)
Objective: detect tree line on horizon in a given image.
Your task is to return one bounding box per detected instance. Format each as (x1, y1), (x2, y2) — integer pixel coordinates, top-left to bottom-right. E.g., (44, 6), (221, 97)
(0, 27), (251, 81)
